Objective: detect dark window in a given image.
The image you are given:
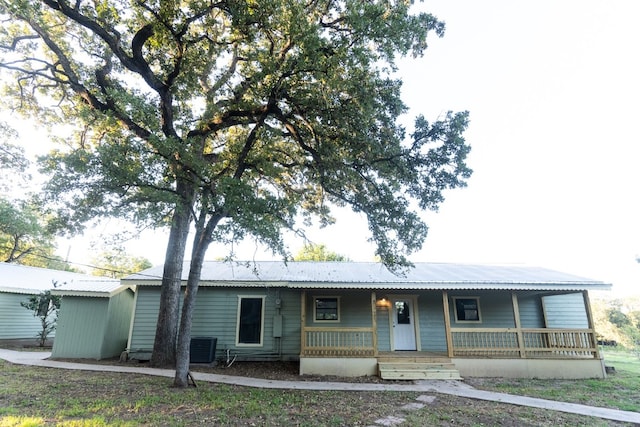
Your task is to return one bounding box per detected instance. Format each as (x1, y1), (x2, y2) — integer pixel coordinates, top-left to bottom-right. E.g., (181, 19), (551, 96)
(238, 297), (263, 345)
(395, 301), (411, 324)
(454, 298), (481, 322)
(315, 297), (339, 321)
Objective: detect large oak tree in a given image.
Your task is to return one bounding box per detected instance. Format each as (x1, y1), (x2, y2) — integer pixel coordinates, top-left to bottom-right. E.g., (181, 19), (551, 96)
(0, 0), (472, 386)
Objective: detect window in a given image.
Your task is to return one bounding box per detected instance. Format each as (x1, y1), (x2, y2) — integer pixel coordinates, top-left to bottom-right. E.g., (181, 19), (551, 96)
(453, 297), (481, 322)
(236, 296), (265, 346)
(314, 297), (340, 322)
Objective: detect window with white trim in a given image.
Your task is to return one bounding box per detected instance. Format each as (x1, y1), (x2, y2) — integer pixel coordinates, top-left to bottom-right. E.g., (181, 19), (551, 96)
(453, 297), (481, 322)
(314, 296), (340, 322)
(236, 296), (265, 346)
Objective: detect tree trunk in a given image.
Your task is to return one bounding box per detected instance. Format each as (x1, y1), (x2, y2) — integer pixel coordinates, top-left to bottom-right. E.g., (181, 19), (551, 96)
(150, 180), (194, 367)
(173, 213), (222, 387)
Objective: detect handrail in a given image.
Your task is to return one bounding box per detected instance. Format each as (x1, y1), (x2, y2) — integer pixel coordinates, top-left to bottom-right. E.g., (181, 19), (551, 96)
(450, 327), (598, 358)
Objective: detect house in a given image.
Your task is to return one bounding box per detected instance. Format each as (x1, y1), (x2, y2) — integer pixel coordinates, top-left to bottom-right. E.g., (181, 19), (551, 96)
(0, 263), (114, 343)
(123, 261), (611, 379)
(51, 280), (134, 360)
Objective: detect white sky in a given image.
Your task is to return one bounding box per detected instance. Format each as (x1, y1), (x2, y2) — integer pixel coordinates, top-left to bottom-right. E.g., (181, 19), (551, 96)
(7, 1), (640, 296)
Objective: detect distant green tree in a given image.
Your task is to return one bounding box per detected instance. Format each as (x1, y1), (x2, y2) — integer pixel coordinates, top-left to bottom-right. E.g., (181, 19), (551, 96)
(90, 246), (152, 278)
(294, 244), (349, 262)
(0, 198), (57, 266)
(607, 307), (631, 329)
(20, 281), (61, 347)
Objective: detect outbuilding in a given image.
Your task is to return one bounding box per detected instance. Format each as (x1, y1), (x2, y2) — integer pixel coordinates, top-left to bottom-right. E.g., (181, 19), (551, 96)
(51, 279), (134, 360)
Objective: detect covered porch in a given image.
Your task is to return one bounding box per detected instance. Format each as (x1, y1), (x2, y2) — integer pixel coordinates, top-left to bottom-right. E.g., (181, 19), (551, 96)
(298, 289), (604, 378)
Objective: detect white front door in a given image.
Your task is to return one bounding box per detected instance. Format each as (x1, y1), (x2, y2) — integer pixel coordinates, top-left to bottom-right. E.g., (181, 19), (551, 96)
(392, 298), (417, 350)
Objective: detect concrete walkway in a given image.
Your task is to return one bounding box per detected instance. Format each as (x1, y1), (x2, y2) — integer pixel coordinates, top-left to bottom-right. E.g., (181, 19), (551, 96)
(1, 349), (639, 425)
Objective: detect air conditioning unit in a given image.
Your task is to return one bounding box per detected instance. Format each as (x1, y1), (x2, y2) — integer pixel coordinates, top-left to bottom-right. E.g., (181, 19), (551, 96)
(190, 337), (217, 364)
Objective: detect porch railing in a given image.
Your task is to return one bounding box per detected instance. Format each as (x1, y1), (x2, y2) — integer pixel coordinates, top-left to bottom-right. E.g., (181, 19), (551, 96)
(301, 327), (375, 357)
(451, 328), (598, 358)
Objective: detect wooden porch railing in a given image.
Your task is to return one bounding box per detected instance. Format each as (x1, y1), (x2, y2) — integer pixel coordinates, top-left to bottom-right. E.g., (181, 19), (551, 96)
(301, 327), (375, 357)
(451, 328), (598, 358)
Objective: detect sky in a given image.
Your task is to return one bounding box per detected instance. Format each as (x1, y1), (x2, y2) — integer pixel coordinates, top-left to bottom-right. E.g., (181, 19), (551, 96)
(6, 1), (640, 296)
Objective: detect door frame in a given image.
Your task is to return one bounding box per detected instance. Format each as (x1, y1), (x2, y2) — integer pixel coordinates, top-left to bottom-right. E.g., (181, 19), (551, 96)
(388, 295), (421, 351)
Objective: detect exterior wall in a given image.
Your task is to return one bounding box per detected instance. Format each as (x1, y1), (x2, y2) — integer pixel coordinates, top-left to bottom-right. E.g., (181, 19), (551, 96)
(52, 297), (108, 358)
(0, 292), (56, 340)
(447, 290), (516, 328)
(417, 291), (447, 352)
(375, 304), (391, 351)
(100, 290), (135, 358)
(127, 287), (162, 359)
(542, 292), (588, 328)
(453, 358), (606, 379)
(304, 290), (372, 328)
(515, 291), (545, 328)
(128, 286), (300, 361)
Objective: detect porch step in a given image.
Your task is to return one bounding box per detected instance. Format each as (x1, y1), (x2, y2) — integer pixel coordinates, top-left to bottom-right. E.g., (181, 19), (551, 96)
(378, 362), (463, 380)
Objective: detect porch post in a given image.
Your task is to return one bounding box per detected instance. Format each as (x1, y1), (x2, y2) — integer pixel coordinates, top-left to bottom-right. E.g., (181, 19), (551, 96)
(442, 291), (454, 358)
(300, 291), (306, 357)
(511, 292), (526, 358)
(371, 292), (378, 356)
(582, 290), (600, 359)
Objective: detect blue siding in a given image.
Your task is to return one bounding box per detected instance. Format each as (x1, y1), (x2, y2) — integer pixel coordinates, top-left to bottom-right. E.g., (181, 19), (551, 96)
(417, 292), (447, 352)
(515, 292), (545, 328)
(543, 293), (588, 328)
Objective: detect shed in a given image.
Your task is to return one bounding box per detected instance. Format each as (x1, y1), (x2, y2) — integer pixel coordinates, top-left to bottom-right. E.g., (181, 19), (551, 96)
(0, 263), (107, 342)
(51, 279), (134, 360)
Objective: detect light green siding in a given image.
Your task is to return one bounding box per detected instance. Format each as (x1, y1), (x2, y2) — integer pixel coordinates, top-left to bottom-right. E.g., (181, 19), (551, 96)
(101, 290), (135, 358)
(52, 297), (108, 358)
(128, 287), (162, 358)
(128, 287), (301, 361)
(0, 292), (56, 340)
(51, 289), (134, 359)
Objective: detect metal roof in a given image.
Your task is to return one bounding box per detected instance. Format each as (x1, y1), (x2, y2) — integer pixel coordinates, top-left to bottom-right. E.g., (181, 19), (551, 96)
(124, 261), (610, 291)
(51, 280), (132, 298)
(0, 263), (118, 295)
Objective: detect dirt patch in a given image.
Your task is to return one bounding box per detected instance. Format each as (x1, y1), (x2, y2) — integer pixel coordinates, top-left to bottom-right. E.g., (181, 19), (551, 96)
(52, 356), (401, 384)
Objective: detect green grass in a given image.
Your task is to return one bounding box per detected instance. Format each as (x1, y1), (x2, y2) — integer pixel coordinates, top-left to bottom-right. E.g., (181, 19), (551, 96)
(470, 349), (640, 413)
(0, 358), (636, 426)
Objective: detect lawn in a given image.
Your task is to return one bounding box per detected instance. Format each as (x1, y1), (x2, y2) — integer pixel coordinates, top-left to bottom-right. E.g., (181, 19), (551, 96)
(468, 349), (640, 413)
(0, 357), (636, 426)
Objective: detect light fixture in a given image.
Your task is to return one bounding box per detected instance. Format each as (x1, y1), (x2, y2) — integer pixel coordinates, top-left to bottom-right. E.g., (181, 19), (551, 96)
(376, 297), (390, 308)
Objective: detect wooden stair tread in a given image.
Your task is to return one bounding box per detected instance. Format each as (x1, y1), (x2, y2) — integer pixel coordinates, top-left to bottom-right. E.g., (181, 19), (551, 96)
(378, 361), (462, 380)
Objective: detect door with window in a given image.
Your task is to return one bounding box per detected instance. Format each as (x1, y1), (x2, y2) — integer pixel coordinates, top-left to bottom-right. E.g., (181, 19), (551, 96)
(392, 298), (417, 350)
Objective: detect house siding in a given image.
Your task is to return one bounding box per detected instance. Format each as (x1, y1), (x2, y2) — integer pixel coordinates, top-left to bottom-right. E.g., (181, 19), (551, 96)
(128, 286), (300, 361)
(515, 291), (545, 328)
(51, 297), (108, 358)
(0, 292), (56, 340)
(376, 306), (391, 351)
(305, 290), (372, 327)
(101, 290), (135, 358)
(128, 287), (162, 356)
(447, 291), (516, 328)
(417, 291), (447, 352)
(543, 292), (589, 328)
